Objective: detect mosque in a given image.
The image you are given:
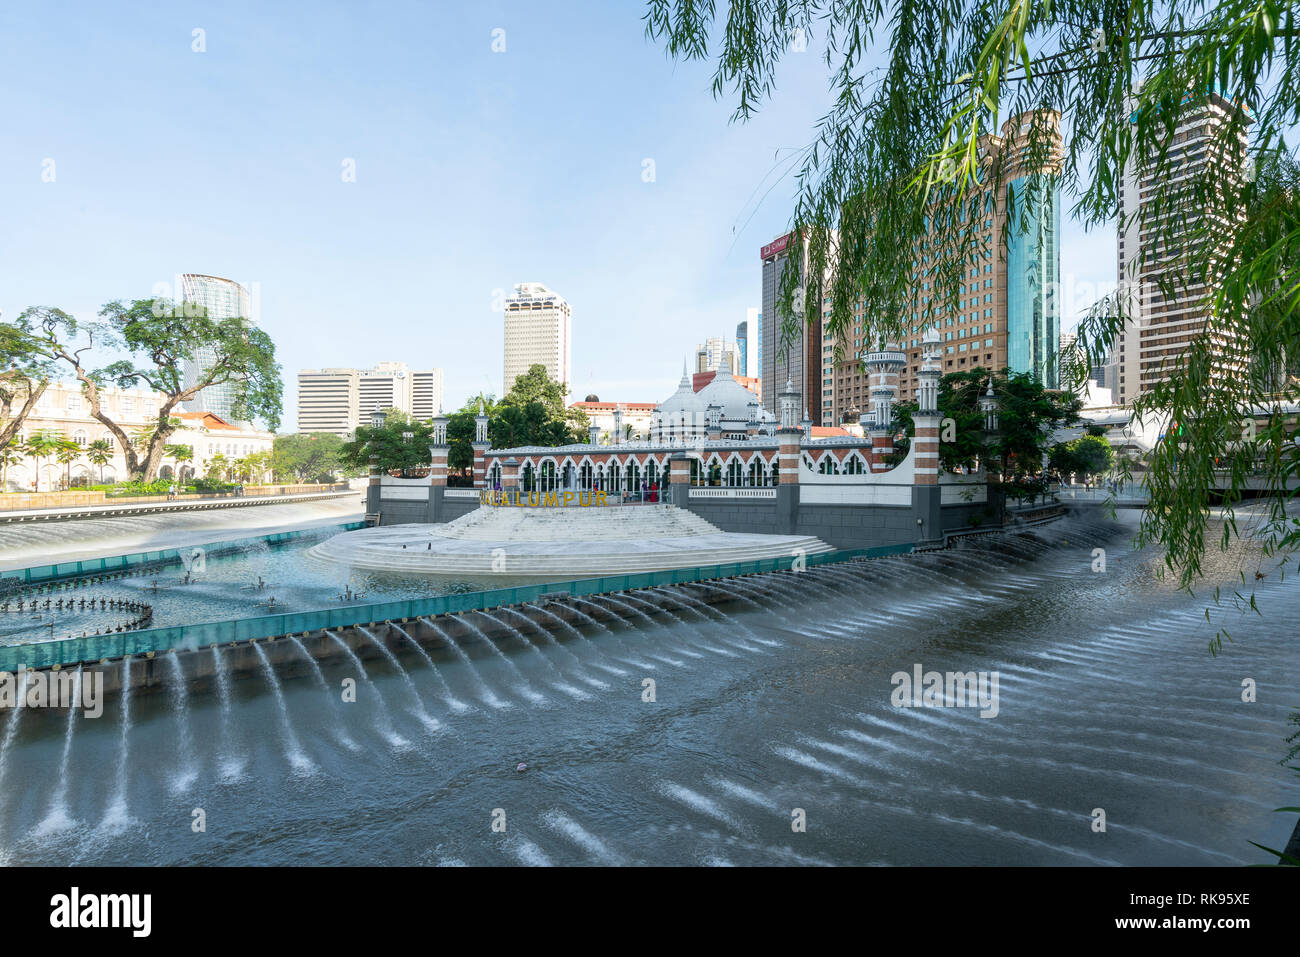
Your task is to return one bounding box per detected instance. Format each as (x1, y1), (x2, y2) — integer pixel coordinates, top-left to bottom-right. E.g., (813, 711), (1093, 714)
(353, 329), (1005, 556)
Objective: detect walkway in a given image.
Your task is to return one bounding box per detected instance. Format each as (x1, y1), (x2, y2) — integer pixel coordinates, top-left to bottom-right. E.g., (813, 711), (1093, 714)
(0, 489), (360, 524)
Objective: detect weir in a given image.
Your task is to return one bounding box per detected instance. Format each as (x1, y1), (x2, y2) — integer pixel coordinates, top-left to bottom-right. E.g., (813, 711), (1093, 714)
(0, 549), (914, 708)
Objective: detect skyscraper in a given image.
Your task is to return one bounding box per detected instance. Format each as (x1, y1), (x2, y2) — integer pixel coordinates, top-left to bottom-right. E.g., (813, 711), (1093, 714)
(503, 282), (572, 395)
(760, 233), (825, 420)
(297, 368), (360, 437)
(737, 308), (760, 377)
(180, 274), (253, 420)
(296, 361), (442, 436)
(1110, 90), (1250, 405)
(358, 361), (413, 421)
(411, 369), (445, 419)
(825, 111), (1063, 426)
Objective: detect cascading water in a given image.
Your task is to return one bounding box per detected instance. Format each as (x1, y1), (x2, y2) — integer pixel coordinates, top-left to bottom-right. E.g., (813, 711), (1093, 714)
(569, 597), (655, 667)
(0, 704), (23, 857)
(99, 656), (134, 833)
(210, 645), (247, 780)
(251, 642), (314, 774)
(420, 618), (509, 710)
(36, 664), (83, 836)
(456, 616), (547, 704)
(477, 611), (588, 699)
(390, 623), (470, 713)
(288, 636), (360, 751)
(527, 604), (628, 677)
(165, 654), (199, 793)
(356, 627), (442, 733)
(323, 630), (410, 749)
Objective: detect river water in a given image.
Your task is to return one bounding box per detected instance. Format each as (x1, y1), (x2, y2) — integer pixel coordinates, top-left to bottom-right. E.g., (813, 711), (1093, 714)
(0, 509), (1295, 865)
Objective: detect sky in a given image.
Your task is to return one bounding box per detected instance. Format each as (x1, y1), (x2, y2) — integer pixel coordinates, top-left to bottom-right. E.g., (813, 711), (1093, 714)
(0, 0), (1118, 431)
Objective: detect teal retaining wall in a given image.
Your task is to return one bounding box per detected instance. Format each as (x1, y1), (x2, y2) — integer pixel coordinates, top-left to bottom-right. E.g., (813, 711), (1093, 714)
(0, 541), (912, 672)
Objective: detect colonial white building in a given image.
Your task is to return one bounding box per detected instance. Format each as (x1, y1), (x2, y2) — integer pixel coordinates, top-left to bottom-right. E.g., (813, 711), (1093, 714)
(2, 381), (273, 491)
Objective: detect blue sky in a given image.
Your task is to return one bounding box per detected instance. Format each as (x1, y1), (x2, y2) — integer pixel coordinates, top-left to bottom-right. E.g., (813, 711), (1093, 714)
(1, 0), (1117, 429)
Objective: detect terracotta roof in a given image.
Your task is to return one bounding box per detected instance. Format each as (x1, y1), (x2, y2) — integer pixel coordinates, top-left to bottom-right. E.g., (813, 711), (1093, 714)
(568, 402), (658, 411)
(175, 411), (239, 431)
(810, 426), (852, 438)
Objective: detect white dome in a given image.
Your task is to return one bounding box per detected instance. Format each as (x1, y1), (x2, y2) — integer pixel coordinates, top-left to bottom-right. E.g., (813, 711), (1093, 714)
(694, 354), (766, 423)
(659, 363), (707, 417)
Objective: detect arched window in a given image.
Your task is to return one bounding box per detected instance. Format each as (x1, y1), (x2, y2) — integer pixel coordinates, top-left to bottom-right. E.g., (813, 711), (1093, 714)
(748, 460), (766, 487)
(579, 462), (593, 490)
(540, 461), (557, 491)
(522, 463), (536, 492)
(818, 456), (839, 475)
(726, 460), (743, 487)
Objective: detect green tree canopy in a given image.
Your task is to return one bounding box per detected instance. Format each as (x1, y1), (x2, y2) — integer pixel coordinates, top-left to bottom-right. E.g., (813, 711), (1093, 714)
(339, 410), (435, 473)
(893, 367), (1081, 476)
(1050, 433), (1117, 479)
(502, 364), (567, 416)
(272, 431), (349, 483)
(493, 364), (587, 447)
(0, 314), (57, 447)
(17, 301), (282, 482)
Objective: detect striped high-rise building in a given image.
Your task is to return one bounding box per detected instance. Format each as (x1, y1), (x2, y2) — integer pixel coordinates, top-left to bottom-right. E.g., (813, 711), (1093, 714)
(1110, 90), (1250, 405)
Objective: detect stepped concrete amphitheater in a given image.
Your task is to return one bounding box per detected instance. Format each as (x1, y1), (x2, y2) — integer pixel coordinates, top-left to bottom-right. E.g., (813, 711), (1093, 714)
(309, 503), (834, 578)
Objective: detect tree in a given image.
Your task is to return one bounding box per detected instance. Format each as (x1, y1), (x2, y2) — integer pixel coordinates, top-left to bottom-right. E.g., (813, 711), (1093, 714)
(447, 409), (478, 474)
(338, 410), (435, 474)
(892, 367), (1081, 477)
(0, 444), (22, 492)
(489, 402), (578, 450)
(20, 301), (282, 482)
(165, 443), (194, 481)
(205, 453), (230, 484)
(496, 365), (587, 447)
(272, 432), (347, 483)
(21, 430), (62, 493)
(0, 315), (56, 448)
(85, 438), (114, 484)
(1050, 434), (1116, 481)
(54, 438), (81, 489)
(645, 0), (1300, 596)
(503, 364), (566, 416)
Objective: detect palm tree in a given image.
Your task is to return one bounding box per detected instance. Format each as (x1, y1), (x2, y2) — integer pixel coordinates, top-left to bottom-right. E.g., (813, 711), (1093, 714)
(164, 443), (193, 483)
(85, 438), (114, 484)
(0, 445), (21, 492)
(21, 430), (62, 493)
(54, 439), (81, 490)
(205, 453), (229, 484)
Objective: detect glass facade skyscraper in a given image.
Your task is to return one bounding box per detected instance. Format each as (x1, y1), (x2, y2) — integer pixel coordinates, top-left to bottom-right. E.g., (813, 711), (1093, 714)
(181, 274), (254, 420)
(1004, 175), (1060, 389)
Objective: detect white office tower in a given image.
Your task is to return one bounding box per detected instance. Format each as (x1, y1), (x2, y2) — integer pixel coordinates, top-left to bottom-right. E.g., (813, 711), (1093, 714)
(503, 282), (572, 394)
(296, 368), (360, 437)
(1111, 90), (1250, 405)
(695, 336), (741, 374)
(411, 368), (445, 419)
(358, 361), (413, 421)
(180, 274), (254, 418)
